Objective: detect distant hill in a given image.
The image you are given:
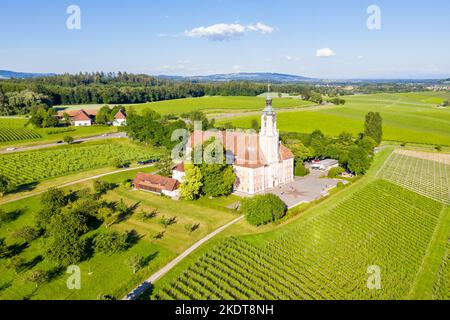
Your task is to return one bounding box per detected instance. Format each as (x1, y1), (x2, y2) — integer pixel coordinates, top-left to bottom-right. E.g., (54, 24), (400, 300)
(157, 72), (315, 83)
(0, 70), (56, 79)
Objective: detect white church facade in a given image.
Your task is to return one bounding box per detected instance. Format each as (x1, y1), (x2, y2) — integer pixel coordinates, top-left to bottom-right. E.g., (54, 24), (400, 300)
(186, 95), (295, 195)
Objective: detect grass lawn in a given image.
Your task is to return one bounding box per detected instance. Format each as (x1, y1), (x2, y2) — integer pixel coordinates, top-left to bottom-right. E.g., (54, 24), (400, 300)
(0, 167), (239, 300)
(217, 92), (450, 146)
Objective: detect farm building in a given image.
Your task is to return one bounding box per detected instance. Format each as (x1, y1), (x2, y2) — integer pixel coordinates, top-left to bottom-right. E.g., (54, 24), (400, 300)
(309, 159), (339, 171)
(113, 110), (127, 126)
(58, 109), (97, 126)
(133, 172), (180, 199)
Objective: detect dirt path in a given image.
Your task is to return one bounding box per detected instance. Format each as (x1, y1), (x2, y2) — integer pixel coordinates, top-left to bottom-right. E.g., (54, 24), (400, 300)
(123, 215), (245, 300)
(0, 164), (154, 206)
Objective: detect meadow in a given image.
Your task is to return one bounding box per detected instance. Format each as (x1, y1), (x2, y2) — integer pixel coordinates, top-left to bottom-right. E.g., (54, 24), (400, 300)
(126, 96), (314, 115)
(0, 140), (160, 186)
(0, 167), (239, 300)
(155, 179), (446, 300)
(217, 92), (450, 146)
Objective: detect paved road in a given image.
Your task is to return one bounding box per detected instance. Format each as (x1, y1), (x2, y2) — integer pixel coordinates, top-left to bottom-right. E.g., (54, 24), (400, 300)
(0, 164), (154, 206)
(0, 132), (128, 154)
(123, 215), (245, 300)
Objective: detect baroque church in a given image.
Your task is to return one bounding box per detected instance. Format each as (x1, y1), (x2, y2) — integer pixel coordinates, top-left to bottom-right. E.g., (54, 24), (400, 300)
(186, 94), (295, 195)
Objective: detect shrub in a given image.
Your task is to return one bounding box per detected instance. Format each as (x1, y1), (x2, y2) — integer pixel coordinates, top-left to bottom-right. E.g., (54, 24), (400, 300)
(328, 167), (345, 178)
(294, 164), (310, 177)
(336, 182), (345, 189)
(94, 231), (128, 254)
(241, 194), (287, 226)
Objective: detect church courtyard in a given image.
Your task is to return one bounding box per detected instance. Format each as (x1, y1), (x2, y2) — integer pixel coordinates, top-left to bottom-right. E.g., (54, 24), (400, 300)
(256, 170), (346, 209)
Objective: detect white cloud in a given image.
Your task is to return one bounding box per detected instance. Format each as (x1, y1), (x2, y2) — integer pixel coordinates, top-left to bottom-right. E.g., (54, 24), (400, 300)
(316, 48), (336, 57)
(232, 65), (243, 71)
(184, 22), (274, 41)
(247, 22), (274, 34)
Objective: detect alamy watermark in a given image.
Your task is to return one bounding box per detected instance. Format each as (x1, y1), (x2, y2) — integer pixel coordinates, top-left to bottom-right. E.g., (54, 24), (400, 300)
(367, 5), (381, 30)
(66, 5), (81, 30)
(367, 265), (382, 290)
(66, 265), (81, 290)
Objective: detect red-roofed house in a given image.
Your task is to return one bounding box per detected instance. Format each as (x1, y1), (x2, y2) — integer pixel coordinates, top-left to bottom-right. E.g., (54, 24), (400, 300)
(113, 110), (127, 127)
(133, 172), (180, 199)
(71, 109), (94, 126)
(186, 96), (294, 195)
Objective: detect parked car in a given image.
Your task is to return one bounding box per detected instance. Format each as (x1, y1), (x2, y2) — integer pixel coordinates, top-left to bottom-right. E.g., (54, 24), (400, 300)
(6, 147), (17, 151)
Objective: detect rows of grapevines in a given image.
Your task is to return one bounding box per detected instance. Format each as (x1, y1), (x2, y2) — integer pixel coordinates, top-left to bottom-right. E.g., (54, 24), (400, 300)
(155, 180), (443, 300)
(378, 152), (450, 205)
(0, 143), (155, 185)
(0, 128), (41, 142)
(433, 238), (450, 300)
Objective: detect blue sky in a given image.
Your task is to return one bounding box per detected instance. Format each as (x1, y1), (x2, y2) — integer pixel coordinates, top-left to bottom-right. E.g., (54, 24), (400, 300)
(0, 0), (449, 78)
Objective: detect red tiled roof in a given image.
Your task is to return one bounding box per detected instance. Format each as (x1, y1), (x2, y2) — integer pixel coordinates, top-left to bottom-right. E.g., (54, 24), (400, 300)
(58, 109), (97, 118)
(133, 172), (179, 192)
(280, 144), (294, 160)
(187, 130), (293, 168)
(114, 110), (127, 120)
(72, 109), (92, 122)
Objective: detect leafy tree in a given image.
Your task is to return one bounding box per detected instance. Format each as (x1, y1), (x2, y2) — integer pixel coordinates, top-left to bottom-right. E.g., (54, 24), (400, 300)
(126, 254), (144, 274)
(241, 194), (286, 226)
(93, 180), (115, 195)
(94, 231), (128, 254)
(185, 223), (200, 234)
(358, 136), (377, 154)
(155, 155), (174, 177)
(327, 166), (345, 178)
(180, 166), (203, 201)
(6, 256), (25, 274)
(111, 157), (130, 168)
(0, 238), (9, 258)
(347, 146), (371, 175)
(12, 226), (41, 244)
(251, 119), (260, 132)
(25, 270), (50, 288)
(36, 188), (67, 229)
(0, 174), (14, 196)
(364, 112), (383, 145)
(45, 211), (89, 266)
(295, 163), (310, 177)
(199, 164), (236, 197)
(159, 216), (177, 229)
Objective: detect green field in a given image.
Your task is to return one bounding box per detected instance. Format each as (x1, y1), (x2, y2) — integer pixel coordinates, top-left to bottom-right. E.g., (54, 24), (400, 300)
(155, 179), (447, 300)
(127, 96), (314, 115)
(0, 140), (160, 186)
(217, 92), (450, 146)
(0, 117), (116, 147)
(377, 151), (450, 205)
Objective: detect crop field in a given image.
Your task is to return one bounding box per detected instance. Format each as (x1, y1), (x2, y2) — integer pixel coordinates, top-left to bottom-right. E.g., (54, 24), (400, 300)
(128, 96), (314, 115)
(217, 92), (450, 146)
(155, 180), (445, 300)
(0, 118), (42, 143)
(0, 128), (41, 142)
(433, 238), (450, 300)
(377, 150), (450, 205)
(0, 141), (158, 185)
